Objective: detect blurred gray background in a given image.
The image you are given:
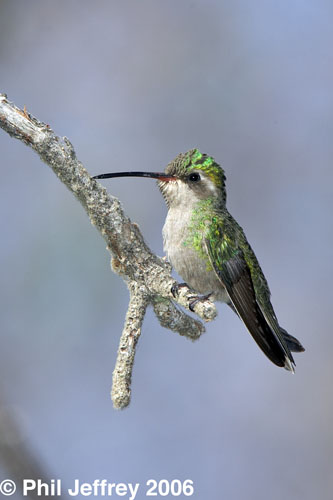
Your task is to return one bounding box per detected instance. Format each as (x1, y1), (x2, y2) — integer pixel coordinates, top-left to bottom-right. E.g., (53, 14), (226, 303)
(0, 1), (332, 499)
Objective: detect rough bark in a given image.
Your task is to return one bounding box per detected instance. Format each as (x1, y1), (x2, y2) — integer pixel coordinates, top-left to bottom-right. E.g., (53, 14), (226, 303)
(0, 94), (217, 409)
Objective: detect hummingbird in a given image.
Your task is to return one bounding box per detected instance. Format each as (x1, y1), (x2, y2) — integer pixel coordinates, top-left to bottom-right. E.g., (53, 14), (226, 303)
(93, 149), (304, 371)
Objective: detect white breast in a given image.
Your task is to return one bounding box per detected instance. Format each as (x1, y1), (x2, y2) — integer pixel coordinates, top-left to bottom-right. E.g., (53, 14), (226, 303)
(162, 206), (229, 302)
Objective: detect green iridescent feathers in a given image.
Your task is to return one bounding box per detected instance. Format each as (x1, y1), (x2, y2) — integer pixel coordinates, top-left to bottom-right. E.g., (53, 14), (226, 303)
(166, 148), (272, 306)
(183, 199), (239, 273)
(165, 148), (226, 191)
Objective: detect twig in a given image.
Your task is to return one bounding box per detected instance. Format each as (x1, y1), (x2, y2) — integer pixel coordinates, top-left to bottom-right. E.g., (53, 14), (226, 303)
(0, 94), (217, 408)
(111, 281), (149, 409)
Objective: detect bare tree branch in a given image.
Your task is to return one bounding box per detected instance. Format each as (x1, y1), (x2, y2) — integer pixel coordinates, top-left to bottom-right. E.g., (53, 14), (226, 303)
(0, 94), (217, 408)
(111, 280), (149, 409)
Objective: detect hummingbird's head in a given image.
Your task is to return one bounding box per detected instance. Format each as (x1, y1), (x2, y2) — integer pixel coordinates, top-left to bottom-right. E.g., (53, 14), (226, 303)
(93, 148), (226, 209)
(159, 149), (227, 208)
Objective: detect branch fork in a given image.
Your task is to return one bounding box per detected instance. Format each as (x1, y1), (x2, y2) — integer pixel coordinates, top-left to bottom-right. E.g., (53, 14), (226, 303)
(0, 94), (217, 408)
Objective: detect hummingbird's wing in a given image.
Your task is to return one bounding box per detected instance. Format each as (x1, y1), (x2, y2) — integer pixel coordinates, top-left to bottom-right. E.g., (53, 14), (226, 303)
(204, 238), (295, 371)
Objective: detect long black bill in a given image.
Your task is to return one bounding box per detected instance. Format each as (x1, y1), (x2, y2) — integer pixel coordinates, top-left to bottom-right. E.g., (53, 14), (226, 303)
(93, 171), (176, 181)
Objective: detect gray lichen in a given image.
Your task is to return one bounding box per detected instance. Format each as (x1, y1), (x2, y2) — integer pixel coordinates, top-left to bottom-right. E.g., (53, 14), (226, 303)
(0, 94), (217, 409)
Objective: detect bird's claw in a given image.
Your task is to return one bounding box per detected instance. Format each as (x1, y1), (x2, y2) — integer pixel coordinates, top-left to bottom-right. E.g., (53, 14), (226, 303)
(171, 284), (212, 312)
(171, 282), (189, 298)
(189, 293), (213, 312)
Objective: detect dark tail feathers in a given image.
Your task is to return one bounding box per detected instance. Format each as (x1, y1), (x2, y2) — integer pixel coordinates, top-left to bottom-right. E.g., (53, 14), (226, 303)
(280, 328), (305, 353)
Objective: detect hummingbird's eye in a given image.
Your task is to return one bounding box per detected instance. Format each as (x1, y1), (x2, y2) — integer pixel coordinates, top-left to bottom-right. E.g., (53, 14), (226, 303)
(188, 172), (201, 182)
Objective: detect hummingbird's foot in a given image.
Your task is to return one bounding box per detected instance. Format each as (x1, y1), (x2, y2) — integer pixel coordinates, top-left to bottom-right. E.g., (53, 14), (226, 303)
(171, 282), (189, 298)
(189, 293), (213, 312)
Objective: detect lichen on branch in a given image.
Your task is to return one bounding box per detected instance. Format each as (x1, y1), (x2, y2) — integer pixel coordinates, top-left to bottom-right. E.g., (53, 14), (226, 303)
(0, 94), (217, 408)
